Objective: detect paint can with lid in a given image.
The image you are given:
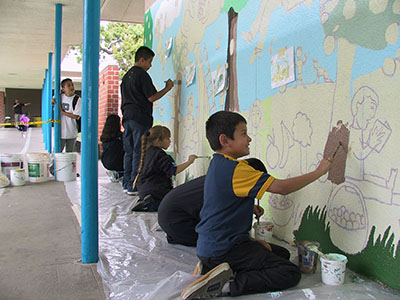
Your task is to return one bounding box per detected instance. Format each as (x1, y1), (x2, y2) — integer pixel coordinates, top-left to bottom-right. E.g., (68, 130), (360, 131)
(27, 152), (50, 183)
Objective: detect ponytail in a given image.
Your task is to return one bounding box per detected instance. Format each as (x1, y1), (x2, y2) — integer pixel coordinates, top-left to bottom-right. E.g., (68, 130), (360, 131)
(132, 125), (171, 190)
(138, 132), (150, 174)
(132, 131), (150, 190)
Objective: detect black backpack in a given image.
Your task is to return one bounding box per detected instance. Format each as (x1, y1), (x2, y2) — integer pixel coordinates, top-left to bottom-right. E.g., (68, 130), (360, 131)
(72, 95), (81, 133)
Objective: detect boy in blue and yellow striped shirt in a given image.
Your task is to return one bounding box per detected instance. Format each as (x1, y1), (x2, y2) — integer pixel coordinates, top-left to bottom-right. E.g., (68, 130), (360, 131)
(181, 111), (333, 299)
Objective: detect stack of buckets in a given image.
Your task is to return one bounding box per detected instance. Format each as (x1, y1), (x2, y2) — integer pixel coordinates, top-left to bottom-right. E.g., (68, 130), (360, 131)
(0, 153), (24, 186)
(0, 152), (77, 185)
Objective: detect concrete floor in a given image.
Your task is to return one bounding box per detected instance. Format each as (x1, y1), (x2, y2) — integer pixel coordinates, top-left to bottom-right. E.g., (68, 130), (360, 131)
(0, 128), (106, 300)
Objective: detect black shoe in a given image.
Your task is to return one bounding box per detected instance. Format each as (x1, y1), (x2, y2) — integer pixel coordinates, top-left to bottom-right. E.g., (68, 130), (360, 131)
(132, 195), (159, 212)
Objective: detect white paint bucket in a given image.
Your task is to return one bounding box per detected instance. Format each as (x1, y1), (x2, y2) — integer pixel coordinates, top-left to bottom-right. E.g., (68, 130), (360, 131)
(27, 152), (50, 183)
(320, 253), (348, 286)
(253, 221), (274, 242)
(10, 168), (25, 186)
(0, 153), (23, 179)
(55, 152), (77, 182)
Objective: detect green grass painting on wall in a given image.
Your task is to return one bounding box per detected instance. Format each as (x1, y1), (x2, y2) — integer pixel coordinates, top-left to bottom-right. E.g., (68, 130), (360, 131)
(294, 206), (400, 291)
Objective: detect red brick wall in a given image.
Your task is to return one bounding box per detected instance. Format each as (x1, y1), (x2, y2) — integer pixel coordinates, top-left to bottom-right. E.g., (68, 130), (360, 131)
(98, 65), (121, 144)
(0, 91), (5, 124)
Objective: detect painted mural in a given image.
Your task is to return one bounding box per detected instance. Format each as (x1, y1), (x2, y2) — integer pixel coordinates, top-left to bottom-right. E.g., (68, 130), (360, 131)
(145, 0), (400, 288)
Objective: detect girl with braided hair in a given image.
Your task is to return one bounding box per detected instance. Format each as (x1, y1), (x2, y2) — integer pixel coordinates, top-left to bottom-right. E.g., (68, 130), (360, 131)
(132, 125), (197, 212)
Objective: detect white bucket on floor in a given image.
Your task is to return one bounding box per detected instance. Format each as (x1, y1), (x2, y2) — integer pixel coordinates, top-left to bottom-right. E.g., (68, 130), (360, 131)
(27, 152), (50, 183)
(55, 152), (77, 182)
(0, 153), (23, 179)
(320, 253), (348, 286)
(10, 168), (25, 186)
(253, 221), (274, 242)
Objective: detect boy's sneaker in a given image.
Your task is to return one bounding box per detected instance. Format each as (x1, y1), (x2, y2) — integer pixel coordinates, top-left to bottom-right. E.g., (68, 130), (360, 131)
(181, 262), (233, 299)
(127, 189), (139, 196)
(126, 185), (139, 196)
(193, 261), (210, 275)
(193, 261), (211, 276)
(193, 261), (203, 276)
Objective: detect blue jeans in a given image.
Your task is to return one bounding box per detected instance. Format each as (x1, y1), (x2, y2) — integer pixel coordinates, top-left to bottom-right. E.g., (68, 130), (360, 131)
(122, 119), (149, 191)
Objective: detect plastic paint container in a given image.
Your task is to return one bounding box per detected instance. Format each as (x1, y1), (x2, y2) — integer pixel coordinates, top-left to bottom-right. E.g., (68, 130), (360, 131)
(10, 168), (25, 186)
(320, 253), (348, 285)
(27, 152), (50, 183)
(0, 153), (23, 179)
(296, 241), (319, 274)
(253, 221), (274, 242)
(54, 152), (77, 182)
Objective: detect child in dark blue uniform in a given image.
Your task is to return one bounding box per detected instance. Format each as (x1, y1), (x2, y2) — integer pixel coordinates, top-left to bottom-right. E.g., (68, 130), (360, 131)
(120, 46), (174, 195)
(158, 158), (269, 247)
(181, 111), (334, 299)
(132, 125), (197, 212)
(100, 114), (124, 182)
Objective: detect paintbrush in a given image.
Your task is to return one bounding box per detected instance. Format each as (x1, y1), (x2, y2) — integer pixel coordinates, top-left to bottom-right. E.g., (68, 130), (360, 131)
(257, 199), (260, 225)
(332, 142), (342, 158)
(303, 241), (328, 259)
(197, 155), (211, 158)
(328, 142), (342, 163)
(164, 80), (182, 84)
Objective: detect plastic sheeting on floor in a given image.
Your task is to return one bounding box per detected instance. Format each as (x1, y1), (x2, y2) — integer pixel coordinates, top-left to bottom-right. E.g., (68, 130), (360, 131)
(66, 177), (400, 300)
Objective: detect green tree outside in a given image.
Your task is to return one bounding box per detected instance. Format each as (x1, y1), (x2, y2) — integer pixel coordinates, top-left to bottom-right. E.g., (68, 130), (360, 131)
(73, 22), (144, 79)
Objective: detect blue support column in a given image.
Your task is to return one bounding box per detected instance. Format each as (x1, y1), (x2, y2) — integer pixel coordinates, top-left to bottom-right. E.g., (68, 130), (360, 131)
(81, 0), (100, 263)
(54, 4), (62, 153)
(47, 52), (53, 153)
(42, 81), (45, 144)
(42, 73), (48, 149)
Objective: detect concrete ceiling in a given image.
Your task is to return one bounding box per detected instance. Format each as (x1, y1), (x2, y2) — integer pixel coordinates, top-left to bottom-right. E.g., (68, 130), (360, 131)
(0, 0), (152, 90)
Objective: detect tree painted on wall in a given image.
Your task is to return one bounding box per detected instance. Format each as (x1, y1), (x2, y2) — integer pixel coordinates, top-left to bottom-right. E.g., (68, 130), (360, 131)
(320, 0), (400, 127)
(144, 10), (154, 49)
(221, 0), (248, 112)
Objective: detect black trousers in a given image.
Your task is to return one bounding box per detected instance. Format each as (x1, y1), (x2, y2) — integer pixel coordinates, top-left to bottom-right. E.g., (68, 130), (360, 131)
(199, 240), (301, 297)
(164, 221), (198, 247)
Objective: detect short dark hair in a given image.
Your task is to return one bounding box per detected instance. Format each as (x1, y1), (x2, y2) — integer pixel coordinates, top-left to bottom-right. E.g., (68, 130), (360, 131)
(205, 111), (247, 151)
(61, 78), (73, 88)
(135, 46), (155, 62)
